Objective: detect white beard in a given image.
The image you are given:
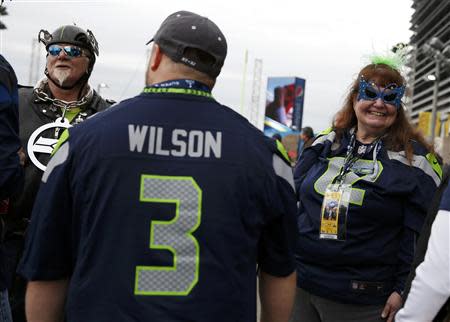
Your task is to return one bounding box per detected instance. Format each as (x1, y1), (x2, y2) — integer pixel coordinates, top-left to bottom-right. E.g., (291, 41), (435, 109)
(52, 68), (72, 87)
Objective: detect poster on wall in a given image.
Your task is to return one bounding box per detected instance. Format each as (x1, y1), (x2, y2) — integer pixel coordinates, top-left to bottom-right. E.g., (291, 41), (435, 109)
(264, 77), (306, 132)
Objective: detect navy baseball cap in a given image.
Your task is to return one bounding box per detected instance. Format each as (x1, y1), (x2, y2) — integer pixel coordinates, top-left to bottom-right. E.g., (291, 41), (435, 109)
(146, 11), (227, 78)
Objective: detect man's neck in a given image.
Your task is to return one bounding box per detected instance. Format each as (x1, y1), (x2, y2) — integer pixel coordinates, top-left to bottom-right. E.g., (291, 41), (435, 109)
(147, 72), (214, 90)
(47, 80), (84, 102)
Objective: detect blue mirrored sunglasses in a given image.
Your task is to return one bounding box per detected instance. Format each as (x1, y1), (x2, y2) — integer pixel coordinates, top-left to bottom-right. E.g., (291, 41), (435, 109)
(48, 45), (83, 58)
(357, 78), (405, 109)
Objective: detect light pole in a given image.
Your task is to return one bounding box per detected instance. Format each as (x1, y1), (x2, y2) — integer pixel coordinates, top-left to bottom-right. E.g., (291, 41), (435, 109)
(421, 37), (450, 142)
(97, 82), (109, 95)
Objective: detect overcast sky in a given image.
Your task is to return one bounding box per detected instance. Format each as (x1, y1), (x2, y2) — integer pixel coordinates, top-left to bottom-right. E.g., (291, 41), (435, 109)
(1, 0), (414, 132)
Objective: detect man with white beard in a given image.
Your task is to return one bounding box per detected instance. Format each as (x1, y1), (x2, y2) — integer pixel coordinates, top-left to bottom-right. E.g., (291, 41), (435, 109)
(4, 25), (112, 322)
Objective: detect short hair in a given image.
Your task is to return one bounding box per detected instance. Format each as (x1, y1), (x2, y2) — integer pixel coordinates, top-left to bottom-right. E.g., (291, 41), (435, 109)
(301, 126), (314, 138)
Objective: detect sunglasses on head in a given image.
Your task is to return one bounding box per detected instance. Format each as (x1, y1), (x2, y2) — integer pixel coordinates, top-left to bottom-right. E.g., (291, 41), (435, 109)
(48, 45), (83, 58)
(357, 78), (405, 109)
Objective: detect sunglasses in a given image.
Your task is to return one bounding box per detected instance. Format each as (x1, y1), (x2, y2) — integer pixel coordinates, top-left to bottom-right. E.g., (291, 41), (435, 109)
(357, 78), (405, 109)
(48, 45), (83, 58)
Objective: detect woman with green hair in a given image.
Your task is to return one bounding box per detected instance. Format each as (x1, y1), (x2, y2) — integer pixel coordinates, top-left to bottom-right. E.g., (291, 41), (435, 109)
(290, 55), (441, 322)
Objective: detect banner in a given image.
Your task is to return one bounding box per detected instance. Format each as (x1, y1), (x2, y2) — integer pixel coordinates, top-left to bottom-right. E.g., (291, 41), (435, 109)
(417, 111), (430, 136)
(417, 111), (441, 137)
(265, 77), (306, 131)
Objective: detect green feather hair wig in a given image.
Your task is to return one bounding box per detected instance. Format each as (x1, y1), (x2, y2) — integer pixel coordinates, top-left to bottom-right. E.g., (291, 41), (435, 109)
(366, 44), (409, 72)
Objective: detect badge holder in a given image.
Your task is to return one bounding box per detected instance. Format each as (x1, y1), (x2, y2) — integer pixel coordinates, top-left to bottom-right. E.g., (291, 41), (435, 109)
(319, 183), (351, 241)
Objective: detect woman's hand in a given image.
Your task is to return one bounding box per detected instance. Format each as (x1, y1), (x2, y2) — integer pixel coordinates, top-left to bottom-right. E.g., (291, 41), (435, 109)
(381, 291), (403, 322)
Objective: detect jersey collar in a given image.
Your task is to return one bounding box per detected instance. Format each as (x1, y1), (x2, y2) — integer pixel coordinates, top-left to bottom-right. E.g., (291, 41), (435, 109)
(142, 79), (212, 98)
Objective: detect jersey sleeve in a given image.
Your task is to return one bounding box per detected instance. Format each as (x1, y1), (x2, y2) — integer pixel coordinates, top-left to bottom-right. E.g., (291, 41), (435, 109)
(17, 135), (74, 280)
(257, 140), (298, 277)
(0, 56), (23, 199)
(404, 152), (441, 233)
(394, 151), (441, 293)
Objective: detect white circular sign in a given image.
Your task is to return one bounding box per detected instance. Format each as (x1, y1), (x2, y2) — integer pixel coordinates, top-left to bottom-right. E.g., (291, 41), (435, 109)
(27, 117), (73, 171)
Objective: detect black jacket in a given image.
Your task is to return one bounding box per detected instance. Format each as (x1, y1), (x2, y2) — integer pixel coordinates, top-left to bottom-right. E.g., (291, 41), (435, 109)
(0, 55), (23, 292)
(9, 86), (112, 223)
(0, 55), (23, 200)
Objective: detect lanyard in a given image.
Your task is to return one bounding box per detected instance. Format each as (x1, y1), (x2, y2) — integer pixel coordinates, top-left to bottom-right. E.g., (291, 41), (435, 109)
(334, 132), (382, 185)
(143, 79), (212, 98)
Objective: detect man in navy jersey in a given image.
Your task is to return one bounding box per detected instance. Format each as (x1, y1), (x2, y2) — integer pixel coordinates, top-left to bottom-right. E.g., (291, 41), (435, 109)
(18, 10), (297, 322)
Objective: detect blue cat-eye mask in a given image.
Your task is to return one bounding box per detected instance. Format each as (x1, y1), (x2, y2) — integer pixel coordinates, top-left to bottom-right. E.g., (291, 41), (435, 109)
(357, 78), (405, 109)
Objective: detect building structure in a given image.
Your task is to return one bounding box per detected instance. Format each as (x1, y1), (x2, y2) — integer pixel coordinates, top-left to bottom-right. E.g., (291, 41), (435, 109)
(408, 0), (450, 132)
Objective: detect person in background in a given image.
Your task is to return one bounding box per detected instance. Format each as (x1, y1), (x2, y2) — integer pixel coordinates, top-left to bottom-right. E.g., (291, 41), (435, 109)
(296, 126), (314, 160)
(18, 11), (297, 322)
(290, 55), (441, 322)
(5, 24), (112, 322)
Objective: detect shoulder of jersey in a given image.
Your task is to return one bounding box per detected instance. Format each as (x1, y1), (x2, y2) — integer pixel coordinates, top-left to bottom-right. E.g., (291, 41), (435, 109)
(214, 102), (266, 140)
(215, 103), (290, 164)
(264, 136), (290, 165)
(387, 139), (442, 186)
(412, 140), (443, 183)
(310, 127), (336, 147)
(409, 139), (429, 156)
(218, 102), (253, 124)
(86, 96), (134, 121)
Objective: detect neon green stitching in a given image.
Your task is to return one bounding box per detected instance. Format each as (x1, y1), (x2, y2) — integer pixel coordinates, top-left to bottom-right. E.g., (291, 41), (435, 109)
(276, 140), (290, 163)
(51, 129), (69, 156)
(319, 127), (333, 136)
(313, 157), (383, 206)
(142, 87), (213, 98)
(426, 153), (442, 179)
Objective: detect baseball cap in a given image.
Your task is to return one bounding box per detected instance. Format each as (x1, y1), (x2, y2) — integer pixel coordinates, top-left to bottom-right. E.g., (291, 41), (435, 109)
(146, 11), (227, 78)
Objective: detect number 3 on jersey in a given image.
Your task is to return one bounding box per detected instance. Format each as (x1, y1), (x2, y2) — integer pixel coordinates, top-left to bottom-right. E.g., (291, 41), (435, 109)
(135, 175), (202, 296)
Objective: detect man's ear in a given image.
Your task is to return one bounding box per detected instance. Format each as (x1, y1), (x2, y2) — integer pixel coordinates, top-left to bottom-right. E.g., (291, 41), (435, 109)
(150, 44), (163, 71)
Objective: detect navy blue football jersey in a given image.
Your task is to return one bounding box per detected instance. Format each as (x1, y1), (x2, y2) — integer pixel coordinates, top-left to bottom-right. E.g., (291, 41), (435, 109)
(18, 87), (297, 322)
(293, 129), (441, 305)
(0, 54), (22, 199)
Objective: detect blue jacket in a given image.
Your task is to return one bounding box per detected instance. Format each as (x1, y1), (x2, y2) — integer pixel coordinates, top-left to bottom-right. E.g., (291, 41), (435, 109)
(0, 55), (22, 199)
(293, 129), (441, 305)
